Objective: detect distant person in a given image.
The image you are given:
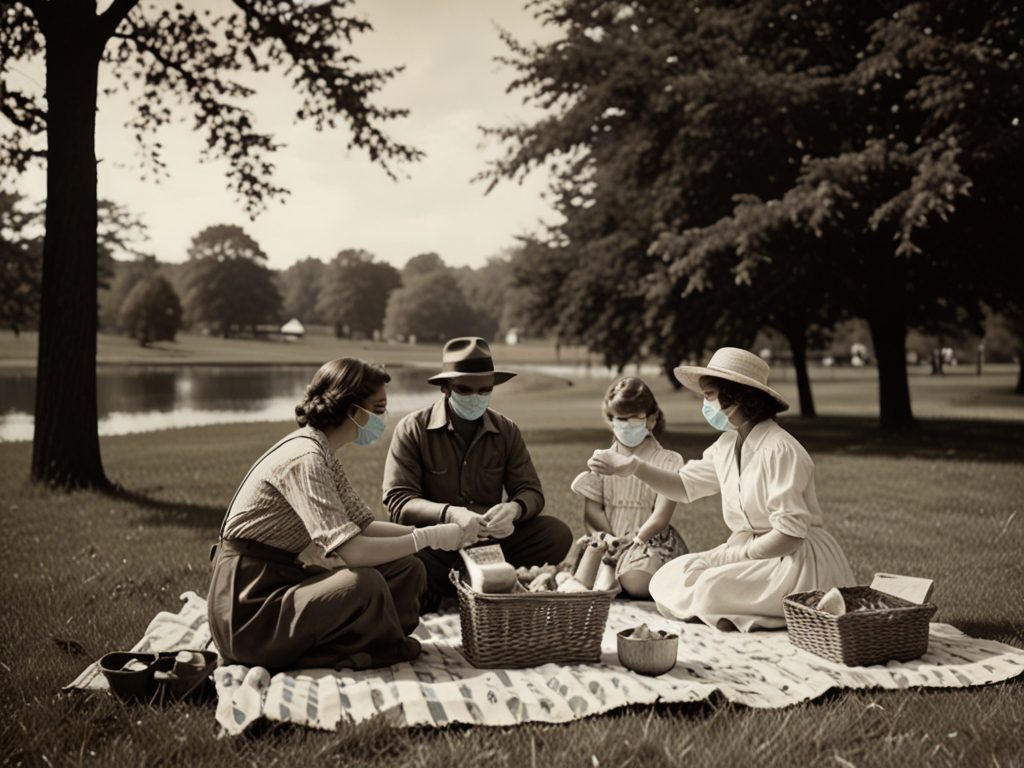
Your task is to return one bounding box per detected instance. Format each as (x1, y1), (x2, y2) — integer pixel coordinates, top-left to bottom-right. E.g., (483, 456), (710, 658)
(207, 358), (466, 671)
(383, 337), (573, 611)
(588, 347), (854, 631)
(570, 377), (689, 598)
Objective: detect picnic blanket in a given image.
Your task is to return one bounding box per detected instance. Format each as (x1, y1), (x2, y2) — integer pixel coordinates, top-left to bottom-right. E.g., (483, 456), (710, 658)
(67, 591), (1024, 734)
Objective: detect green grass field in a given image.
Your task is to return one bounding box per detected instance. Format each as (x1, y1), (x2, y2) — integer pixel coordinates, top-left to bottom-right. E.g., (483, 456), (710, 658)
(2, 376), (1023, 766)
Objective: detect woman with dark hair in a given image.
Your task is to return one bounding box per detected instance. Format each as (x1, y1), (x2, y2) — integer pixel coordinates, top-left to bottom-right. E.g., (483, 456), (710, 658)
(588, 348), (854, 630)
(207, 358), (466, 671)
(570, 377), (688, 598)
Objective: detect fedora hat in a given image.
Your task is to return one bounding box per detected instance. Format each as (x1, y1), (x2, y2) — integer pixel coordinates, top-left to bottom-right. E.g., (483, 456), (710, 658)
(427, 337), (517, 386)
(673, 347), (789, 411)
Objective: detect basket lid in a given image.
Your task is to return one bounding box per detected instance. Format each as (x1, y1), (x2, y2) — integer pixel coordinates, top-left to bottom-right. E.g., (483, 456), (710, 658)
(870, 573), (934, 605)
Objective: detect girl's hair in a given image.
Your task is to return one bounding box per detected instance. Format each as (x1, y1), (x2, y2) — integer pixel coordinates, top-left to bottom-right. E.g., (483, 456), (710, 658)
(295, 358), (391, 431)
(700, 375), (785, 424)
(602, 377), (666, 436)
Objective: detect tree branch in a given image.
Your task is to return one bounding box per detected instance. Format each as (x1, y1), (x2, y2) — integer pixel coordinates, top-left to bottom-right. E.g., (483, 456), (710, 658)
(98, 0), (141, 39)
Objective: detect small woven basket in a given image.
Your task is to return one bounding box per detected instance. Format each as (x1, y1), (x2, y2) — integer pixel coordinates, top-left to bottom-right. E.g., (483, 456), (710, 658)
(449, 570), (616, 668)
(783, 586), (937, 666)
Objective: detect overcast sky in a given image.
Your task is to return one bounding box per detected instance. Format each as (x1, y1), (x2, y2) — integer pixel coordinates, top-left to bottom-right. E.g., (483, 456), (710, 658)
(9, 0), (560, 271)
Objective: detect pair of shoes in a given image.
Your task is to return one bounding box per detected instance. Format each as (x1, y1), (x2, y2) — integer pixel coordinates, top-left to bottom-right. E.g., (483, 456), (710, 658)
(99, 650), (217, 704)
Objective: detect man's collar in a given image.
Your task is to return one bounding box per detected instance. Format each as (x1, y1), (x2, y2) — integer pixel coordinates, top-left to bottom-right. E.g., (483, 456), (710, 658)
(426, 397), (499, 433)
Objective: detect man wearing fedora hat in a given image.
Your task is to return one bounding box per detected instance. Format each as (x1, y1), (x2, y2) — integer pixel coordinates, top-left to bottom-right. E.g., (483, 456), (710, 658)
(383, 337), (573, 610)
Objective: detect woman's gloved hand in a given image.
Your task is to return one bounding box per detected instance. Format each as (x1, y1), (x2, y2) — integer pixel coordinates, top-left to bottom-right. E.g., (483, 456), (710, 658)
(587, 449), (639, 477)
(446, 506), (486, 543)
(411, 523), (463, 552)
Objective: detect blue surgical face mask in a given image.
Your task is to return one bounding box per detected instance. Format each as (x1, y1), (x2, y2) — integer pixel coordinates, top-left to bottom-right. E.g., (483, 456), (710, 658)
(612, 417), (649, 448)
(449, 391), (492, 421)
(702, 398), (737, 431)
(350, 406), (387, 445)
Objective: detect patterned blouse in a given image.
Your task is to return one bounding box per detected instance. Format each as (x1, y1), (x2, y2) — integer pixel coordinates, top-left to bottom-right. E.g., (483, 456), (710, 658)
(221, 426), (375, 555)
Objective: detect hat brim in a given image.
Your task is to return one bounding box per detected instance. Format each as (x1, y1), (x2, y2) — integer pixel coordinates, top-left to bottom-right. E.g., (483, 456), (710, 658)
(427, 370), (517, 386)
(672, 365), (790, 412)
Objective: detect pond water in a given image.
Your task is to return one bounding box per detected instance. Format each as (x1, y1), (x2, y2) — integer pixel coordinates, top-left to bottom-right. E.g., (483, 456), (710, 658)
(0, 361), (650, 442)
(0, 365), (442, 443)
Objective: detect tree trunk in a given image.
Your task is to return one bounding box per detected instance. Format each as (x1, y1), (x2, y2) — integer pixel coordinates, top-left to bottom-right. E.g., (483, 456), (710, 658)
(31, 16), (108, 488)
(784, 329), (816, 418)
(867, 311), (915, 431)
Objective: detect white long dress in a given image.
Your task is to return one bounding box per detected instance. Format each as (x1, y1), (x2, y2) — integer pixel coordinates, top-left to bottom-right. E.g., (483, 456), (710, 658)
(648, 419), (855, 631)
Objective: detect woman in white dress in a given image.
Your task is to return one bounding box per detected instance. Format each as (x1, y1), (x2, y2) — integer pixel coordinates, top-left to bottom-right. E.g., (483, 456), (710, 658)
(569, 377), (688, 598)
(587, 347), (855, 630)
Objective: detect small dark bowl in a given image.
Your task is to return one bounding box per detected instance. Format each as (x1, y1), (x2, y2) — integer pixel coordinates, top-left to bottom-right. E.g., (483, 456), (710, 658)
(99, 652), (159, 702)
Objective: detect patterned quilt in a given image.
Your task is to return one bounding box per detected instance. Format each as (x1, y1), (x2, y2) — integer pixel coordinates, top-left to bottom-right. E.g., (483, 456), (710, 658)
(67, 591), (1024, 734)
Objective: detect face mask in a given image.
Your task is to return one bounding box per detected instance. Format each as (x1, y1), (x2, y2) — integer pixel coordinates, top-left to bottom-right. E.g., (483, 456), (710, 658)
(449, 391), (492, 421)
(702, 398), (737, 432)
(612, 418), (649, 448)
(349, 406), (387, 445)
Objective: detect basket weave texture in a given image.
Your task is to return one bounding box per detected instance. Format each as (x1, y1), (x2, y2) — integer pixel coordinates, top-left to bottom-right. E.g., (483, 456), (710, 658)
(783, 586), (937, 666)
(450, 571), (616, 668)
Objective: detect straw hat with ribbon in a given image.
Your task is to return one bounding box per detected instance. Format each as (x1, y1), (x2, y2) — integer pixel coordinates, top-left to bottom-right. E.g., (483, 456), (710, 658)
(427, 337), (517, 386)
(673, 347), (789, 411)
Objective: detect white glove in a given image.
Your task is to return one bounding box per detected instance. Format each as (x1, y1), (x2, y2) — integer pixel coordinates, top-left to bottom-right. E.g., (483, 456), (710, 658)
(587, 449), (639, 477)
(446, 506), (486, 543)
(411, 523), (463, 552)
(480, 502), (519, 539)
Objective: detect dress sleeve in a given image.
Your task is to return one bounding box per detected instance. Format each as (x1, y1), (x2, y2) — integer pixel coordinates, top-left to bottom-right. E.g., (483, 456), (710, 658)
(272, 451), (365, 555)
(570, 470), (604, 504)
(677, 441), (721, 503)
(764, 440), (814, 538)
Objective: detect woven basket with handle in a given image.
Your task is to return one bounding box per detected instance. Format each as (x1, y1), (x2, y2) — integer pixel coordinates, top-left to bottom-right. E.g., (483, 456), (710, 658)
(783, 586), (936, 666)
(449, 570), (617, 668)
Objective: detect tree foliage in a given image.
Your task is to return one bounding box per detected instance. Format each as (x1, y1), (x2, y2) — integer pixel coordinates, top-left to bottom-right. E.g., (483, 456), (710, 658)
(118, 273), (182, 346)
(279, 256), (326, 325)
(384, 267), (480, 343)
(485, 0), (1023, 428)
(182, 224), (281, 337)
(0, 191), (42, 336)
(315, 248), (400, 338)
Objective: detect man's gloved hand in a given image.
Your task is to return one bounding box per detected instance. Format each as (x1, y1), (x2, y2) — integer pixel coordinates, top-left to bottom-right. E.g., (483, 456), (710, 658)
(587, 449), (639, 477)
(480, 502), (519, 539)
(411, 523), (463, 552)
(446, 506), (486, 543)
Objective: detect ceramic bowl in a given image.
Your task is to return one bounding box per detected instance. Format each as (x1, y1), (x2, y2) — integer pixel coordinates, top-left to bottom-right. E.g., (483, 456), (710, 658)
(616, 628), (679, 676)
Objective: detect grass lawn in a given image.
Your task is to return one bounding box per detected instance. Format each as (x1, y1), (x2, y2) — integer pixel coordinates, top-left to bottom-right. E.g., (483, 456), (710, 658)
(0, 331), (596, 370)
(2, 380), (1023, 766)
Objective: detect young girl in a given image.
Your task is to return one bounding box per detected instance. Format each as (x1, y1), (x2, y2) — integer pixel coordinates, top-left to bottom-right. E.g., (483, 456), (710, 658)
(570, 377), (688, 598)
(587, 348), (855, 630)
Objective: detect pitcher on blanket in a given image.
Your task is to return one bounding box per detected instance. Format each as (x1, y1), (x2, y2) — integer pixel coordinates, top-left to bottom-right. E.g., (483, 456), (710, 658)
(570, 377), (689, 598)
(587, 348), (855, 631)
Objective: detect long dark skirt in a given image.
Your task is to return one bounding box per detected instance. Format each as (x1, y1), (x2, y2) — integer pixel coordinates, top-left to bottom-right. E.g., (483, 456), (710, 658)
(207, 538), (425, 671)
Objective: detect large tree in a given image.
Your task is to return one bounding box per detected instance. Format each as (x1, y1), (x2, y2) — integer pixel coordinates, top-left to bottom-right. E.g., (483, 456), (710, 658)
(485, 0), (1021, 430)
(1, 0), (420, 488)
(315, 248), (400, 338)
(182, 224), (281, 337)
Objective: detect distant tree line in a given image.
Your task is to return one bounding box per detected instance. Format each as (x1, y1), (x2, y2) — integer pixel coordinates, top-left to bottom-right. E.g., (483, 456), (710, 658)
(2, 201), (532, 347)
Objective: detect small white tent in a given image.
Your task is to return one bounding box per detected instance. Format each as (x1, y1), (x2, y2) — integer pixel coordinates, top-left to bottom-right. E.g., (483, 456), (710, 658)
(280, 318), (305, 340)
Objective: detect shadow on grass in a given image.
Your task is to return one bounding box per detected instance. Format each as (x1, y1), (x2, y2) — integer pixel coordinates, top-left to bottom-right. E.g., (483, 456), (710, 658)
(526, 417), (1024, 464)
(103, 485), (223, 530)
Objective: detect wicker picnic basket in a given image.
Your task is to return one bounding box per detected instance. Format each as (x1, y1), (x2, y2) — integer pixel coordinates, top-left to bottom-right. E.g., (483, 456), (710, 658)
(449, 570), (617, 668)
(783, 586), (937, 666)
